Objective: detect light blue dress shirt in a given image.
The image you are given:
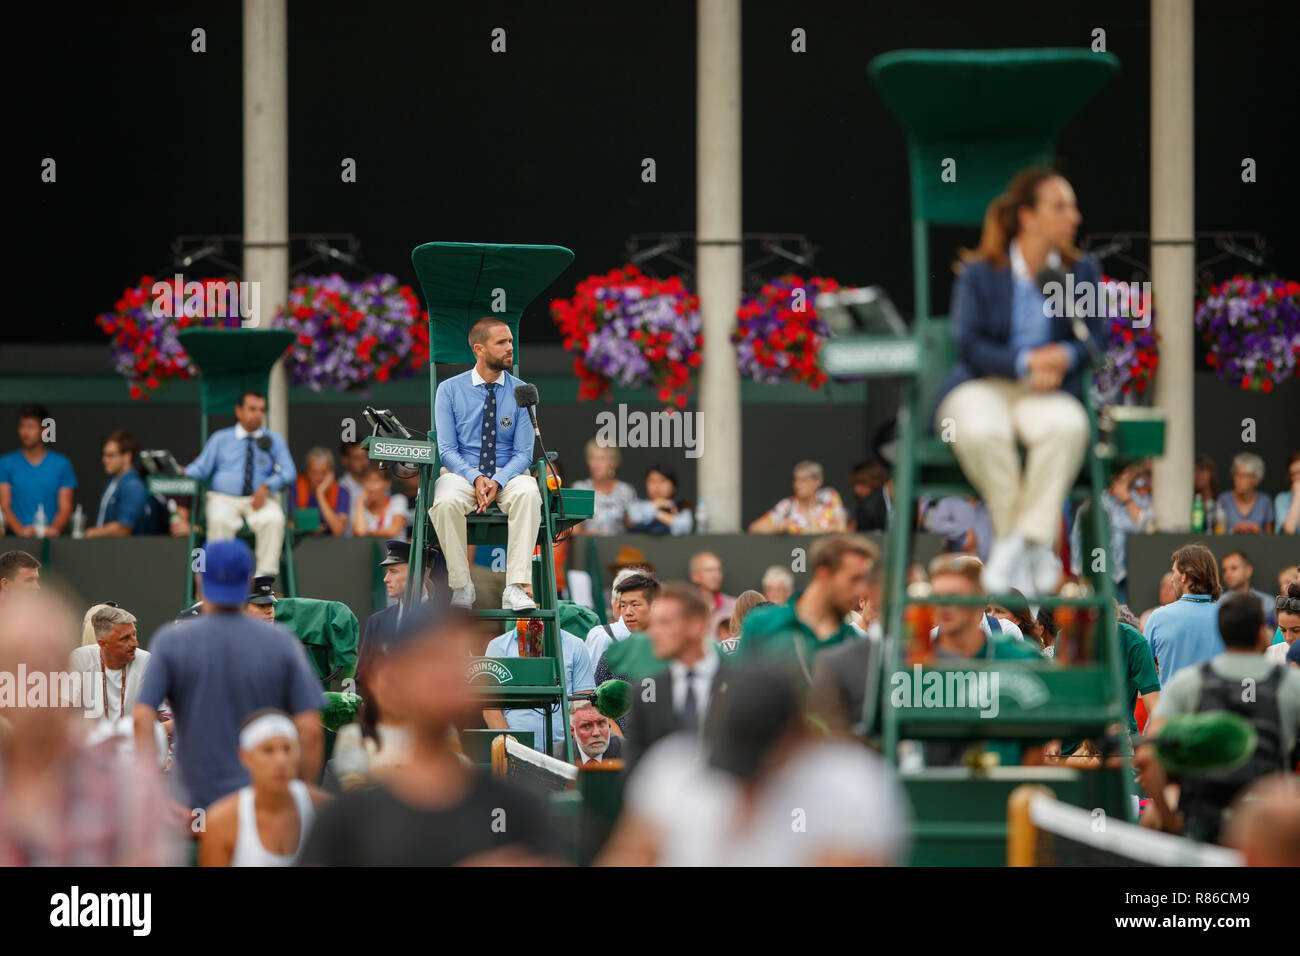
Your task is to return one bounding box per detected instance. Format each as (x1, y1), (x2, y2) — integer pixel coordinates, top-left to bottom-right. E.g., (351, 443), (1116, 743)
(484, 627), (595, 746)
(434, 368), (535, 490)
(1010, 241), (1080, 380)
(184, 425), (296, 495)
(1145, 593), (1225, 688)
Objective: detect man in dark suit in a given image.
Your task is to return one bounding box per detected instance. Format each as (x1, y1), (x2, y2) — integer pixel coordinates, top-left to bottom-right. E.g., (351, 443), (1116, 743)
(625, 582), (726, 772)
(566, 699), (625, 765)
(931, 167), (1104, 598)
(355, 538), (443, 685)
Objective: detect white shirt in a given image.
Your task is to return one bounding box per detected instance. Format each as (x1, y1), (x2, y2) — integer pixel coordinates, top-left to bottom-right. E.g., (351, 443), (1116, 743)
(470, 366), (505, 387)
(670, 650), (720, 724)
(339, 473), (365, 535)
(68, 645), (152, 722)
(626, 735), (911, 866)
(586, 617), (631, 664)
(355, 495), (407, 534)
(233, 424), (266, 441)
(1009, 239), (1062, 283)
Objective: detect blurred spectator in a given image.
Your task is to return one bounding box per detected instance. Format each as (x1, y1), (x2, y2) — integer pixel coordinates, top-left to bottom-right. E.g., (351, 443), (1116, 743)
(1141, 593), (1300, 843)
(626, 462), (693, 535)
(850, 459), (889, 507)
(603, 664), (910, 866)
(133, 540), (325, 812)
(1194, 453), (1221, 509)
(737, 535), (876, 683)
(689, 551), (735, 638)
(761, 565), (794, 605)
(1140, 571), (1179, 633)
(0, 550), (41, 603)
(351, 465), (408, 538)
(721, 590), (768, 654)
(0, 404), (76, 537)
(1274, 450), (1300, 535)
(301, 608), (556, 865)
(338, 441), (370, 517)
(1224, 776), (1300, 866)
(749, 460), (847, 534)
(1036, 607), (1060, 658)
(988, 591), (1036, 642)
(1216, 453), (1274, 533)
(1268, 583), (1300, 666)
(925, 495), (993, 561)
(294, 447), (350, 537)
(1220, 551), (1276, 625)
(0, 591), (175, 865)
(1145, 544), (1225, 688)
(855, 467), (895, 533)
(1070, 461), (1153, 606)
(84, 431), (152, 537)
(483, 620), (595, 758)
(569, 699), (622, 765)
(69, 605), (150, 724)
(624, 582), (722, 769)
(571, 439), (637, 536)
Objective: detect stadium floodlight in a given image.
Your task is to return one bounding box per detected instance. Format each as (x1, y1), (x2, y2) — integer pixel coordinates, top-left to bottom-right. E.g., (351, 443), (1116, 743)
(815, 286), (908, 337)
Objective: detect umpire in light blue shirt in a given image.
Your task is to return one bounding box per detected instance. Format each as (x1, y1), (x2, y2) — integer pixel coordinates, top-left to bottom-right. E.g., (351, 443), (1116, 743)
(1145, 543), (1227, 688)
(184, 390), (296, 577)
(429, 317), (541, 612)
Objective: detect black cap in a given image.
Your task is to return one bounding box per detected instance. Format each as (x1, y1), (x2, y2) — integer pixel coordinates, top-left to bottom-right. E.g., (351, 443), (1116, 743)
(247, 574), (278, 606)
(379, 538), (437, 568)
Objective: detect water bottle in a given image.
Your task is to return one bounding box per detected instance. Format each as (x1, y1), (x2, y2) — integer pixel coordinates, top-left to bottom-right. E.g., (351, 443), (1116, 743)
(1213, 502), (1227, 535)
(34, 505), (47, 538)
(71, 504), (85, 539)
(1190, 494), (1204, 533)
(694, 498), (709, 535)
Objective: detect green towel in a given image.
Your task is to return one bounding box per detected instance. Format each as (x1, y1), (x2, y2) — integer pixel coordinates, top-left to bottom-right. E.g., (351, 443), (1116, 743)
(274, 597), (360, 683)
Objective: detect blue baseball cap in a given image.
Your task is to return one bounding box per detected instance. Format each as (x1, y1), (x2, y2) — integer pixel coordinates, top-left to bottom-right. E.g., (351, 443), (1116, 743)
(202, 539), (255, 606)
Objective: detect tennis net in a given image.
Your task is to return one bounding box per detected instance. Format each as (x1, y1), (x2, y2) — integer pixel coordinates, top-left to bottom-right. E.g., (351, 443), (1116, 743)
(1008, 786), (1243, 866)
(491, 734), (579, 794)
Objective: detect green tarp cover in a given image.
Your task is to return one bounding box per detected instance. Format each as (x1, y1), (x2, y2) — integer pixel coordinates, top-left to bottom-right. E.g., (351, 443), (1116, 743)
(869, 49), (1119, 226)
(410, 242), (574, 365)
(274, 596), (359, 683)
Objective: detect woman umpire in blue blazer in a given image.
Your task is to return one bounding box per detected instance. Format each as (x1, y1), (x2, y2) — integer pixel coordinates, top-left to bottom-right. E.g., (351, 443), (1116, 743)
(932, 167), (1104, 597)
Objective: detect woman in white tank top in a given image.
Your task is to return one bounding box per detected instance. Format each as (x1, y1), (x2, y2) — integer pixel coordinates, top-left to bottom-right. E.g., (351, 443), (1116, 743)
(198, 710), (330, 867)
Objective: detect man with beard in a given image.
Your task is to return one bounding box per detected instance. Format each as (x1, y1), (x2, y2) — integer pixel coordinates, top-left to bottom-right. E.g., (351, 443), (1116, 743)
(428, 317), (541, 612)
(569, 699), (623, 765)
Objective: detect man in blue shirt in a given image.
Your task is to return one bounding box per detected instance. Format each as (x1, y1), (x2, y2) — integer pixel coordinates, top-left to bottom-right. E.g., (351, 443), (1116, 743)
(429, 317), (541, 611)
(482, 622), (595, 757)
(85, 431), (152, 537)
(1145, 543), (1226, 688)
(184, 390), (296, 576)
(0, 404), (77, 537)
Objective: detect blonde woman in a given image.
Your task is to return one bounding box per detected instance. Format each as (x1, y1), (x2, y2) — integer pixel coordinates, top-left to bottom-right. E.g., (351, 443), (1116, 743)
(571, 439), (637, 536)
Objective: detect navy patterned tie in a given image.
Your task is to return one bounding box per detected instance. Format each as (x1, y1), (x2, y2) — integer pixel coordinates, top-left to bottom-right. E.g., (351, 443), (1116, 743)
(242, 436), (255, 496)
(478, 383), (497, 477)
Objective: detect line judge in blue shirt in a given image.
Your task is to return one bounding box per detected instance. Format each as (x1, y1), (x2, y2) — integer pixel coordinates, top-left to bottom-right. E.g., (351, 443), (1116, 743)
(482, 622), (596, 757)
(184, 390), (296, 576)
(429, 317), (542, 612)
(931, 167), (1103, 598)
(1145, 543), (1226, 688)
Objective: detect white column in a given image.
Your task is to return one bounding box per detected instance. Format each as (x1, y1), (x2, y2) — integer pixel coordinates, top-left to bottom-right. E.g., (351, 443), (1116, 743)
(244, 0), (290, 439)
(696, 0), (743, 531)
(1149, 0), (1195, 530)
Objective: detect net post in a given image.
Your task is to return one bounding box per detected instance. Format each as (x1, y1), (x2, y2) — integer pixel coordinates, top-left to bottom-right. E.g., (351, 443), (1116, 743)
(1007, 784), (1055, 867)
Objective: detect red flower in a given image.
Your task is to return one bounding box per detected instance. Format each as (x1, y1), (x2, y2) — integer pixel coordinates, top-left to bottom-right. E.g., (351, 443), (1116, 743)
(1241, 376), (1252, 390)
(687, 352), (702, 368)
(1262, 379), (1274, 393)
(674, 394), (687, 409)
(375, 366), (390, 383)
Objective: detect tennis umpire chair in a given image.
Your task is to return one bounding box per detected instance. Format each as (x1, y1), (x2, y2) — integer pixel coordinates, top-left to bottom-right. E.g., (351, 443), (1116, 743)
(819, 50), (1166, 865)
(151, 329), (300, 609)
(361, 242), (594, 763)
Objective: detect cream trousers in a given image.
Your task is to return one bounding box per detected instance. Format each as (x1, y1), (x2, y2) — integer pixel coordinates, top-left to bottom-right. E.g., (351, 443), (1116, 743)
(429, 472), (541, 589)
(204, 491), (285, 577)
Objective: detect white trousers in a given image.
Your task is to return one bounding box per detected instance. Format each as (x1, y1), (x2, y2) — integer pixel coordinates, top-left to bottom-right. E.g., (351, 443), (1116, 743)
(935, 378), (1089, 546)
(205, 491), (286, 577)
(429, 473), (541, 590)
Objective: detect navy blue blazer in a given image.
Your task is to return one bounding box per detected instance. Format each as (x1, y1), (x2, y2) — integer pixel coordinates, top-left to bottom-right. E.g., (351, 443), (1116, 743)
(931, 252), (1103, 427)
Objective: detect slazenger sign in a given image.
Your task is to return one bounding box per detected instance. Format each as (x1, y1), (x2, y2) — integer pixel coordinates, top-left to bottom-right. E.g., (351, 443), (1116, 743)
(467, 659), (514, 684)
(371, 441), (433, 461)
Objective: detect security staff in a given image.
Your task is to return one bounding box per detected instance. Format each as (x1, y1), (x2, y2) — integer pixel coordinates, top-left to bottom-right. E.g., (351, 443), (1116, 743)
(245, 574), (278, 622)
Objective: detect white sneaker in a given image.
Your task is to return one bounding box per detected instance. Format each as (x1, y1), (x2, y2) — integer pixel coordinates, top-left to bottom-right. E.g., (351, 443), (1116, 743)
(501, 585), (537, 611)
(1025, 541), (1063, 596)
(450, 580), (476, 608)
(982, 533), (1025, 595)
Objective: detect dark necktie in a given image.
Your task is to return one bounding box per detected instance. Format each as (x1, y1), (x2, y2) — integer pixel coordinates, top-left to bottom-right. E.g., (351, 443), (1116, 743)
(680, 667), (699, 732)
(242, 436), (255, 496)
(479, 383), (497, 477)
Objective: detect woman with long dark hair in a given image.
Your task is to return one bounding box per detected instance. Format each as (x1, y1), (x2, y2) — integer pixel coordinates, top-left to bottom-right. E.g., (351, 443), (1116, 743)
(933, 166), (1102, 597)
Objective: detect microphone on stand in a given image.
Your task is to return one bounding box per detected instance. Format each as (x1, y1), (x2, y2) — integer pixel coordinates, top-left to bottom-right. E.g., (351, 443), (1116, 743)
(514, 383), (541, 438)
(255, 434), (283, 479)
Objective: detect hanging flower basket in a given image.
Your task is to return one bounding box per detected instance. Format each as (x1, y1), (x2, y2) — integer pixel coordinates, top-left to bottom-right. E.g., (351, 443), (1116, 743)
(732, 275), (840, 389)
(1195, 275), (1300, 393)
(96, 275), (245, 400)
(1093, 274), (1160, 407)
(550, 264), (702, 408)
(271, 274), (429, 391)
